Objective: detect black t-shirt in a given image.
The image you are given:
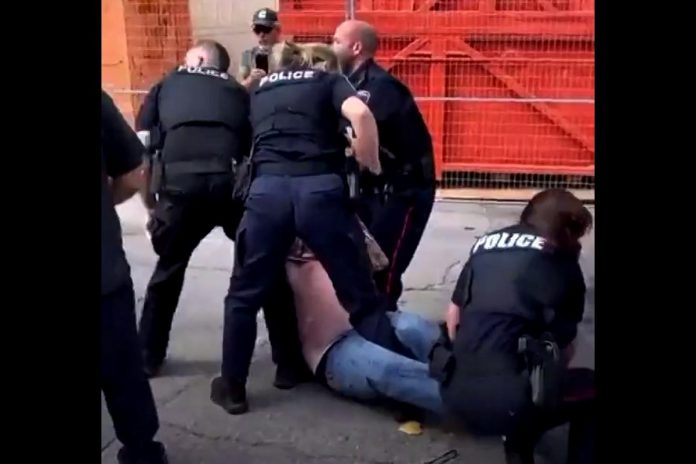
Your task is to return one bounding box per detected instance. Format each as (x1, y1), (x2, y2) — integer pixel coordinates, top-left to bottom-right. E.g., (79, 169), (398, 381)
(451, 224), (586, 354)
(101, 91), (144, 295)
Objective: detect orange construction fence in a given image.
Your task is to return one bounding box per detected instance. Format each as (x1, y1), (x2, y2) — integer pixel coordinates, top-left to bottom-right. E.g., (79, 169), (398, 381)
(102, 0), (595, 193)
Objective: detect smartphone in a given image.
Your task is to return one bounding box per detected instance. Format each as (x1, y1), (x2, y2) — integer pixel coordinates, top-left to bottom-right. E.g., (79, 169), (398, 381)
(254, 53), (269, 73)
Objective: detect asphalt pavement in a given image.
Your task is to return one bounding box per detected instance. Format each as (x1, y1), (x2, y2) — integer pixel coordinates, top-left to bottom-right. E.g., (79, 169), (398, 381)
(101, 198), (595, 464)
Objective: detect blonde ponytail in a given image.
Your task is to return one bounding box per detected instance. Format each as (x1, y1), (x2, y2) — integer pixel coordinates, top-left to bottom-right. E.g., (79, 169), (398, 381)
(269, 41), (339, 72)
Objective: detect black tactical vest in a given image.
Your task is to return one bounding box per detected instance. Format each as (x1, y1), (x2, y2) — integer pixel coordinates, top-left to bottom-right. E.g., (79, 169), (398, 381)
(452, 224), (585, 356)
(158, 67), (247, 131)
(156, 66), (250, 173)
(250, 68), (345, 173)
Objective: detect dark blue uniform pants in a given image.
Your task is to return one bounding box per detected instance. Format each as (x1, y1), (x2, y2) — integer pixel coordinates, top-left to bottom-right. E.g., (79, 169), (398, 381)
(443, 365), (595, 464)
(357, 186), (435, 310)
(139, 188), (305, 371)
(222, 174), (413, 384)
(102, 283), (159, 451)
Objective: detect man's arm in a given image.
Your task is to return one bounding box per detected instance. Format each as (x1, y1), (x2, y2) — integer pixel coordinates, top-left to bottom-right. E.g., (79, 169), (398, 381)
(135, 82), (162, 131)
(102, 91), (146, 204)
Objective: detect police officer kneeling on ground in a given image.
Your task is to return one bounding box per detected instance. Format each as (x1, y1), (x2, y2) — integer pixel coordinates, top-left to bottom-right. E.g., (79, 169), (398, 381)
(135, 40), (307, 388)
(430, 189), (595, 464)
(210, 41), (417, 415)
(332, 20), (436, 310)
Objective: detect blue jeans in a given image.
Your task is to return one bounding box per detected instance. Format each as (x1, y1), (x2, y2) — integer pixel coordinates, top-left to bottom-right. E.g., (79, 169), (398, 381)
(323, 311), (444, 415)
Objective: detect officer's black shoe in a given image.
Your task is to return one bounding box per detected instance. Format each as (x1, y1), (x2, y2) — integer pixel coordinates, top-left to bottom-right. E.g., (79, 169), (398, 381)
(502, 437), (535, 464)
(117, 441), (168, 464)
(210, 376), (248, 415)
(142, 354), (164, 379)
(273, 363), (313, 390)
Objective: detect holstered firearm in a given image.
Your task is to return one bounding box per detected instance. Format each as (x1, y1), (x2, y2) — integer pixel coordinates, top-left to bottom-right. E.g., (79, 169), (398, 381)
(428, 322), (455, 386)
(518, 333), (563, 411)
(147, 126), (166, 197)
(345, 154), (361, 203)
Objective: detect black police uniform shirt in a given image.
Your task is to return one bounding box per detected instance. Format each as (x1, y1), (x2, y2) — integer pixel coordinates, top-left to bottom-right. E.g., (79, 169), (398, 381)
(348, 59), (435, 186)
(250, 68), (356, 168)
(101, 91), (144, 295)
(451, 223), (586, 355)
(136, 65), (252, 167)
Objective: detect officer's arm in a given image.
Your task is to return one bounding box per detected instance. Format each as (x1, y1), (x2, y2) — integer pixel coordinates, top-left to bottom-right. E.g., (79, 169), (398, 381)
(448, 260), (473, 340)
(237, 89), (253, 163)
(363, 78), (405, 124)
(525, 255), (586, 349)
(135, 82), (162, 131)
(102, 91), (146, 205)
(332, 76), (381, 174)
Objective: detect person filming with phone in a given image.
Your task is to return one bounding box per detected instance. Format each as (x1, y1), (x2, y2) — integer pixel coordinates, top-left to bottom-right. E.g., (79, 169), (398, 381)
(238, 8), (282, 90)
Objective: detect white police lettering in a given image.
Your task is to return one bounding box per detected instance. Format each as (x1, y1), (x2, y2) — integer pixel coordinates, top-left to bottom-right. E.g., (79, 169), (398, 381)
(259, 70), (315, 87)
(483, 234), (501, 250)
(516, 234), (533, 248)
(177, 65), (229, 80)
(472, 231), (546, 254)
(530, 236), (546, 250)
(498, 232), (518, 248)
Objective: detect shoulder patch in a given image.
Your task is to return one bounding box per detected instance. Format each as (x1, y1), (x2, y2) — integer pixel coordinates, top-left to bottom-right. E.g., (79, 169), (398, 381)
(357, 90), (371, 103)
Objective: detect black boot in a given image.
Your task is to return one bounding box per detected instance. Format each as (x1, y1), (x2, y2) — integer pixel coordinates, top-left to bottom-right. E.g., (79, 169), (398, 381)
(210, 376), (249, 415)
(503, 436), (535, 464)
(117, 442), (168, 464)
(142, 352), (164, 379)
(273, 363), (313, 390)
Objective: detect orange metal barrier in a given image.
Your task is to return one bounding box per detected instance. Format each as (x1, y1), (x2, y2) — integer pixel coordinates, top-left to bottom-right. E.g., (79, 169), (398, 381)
(102, 0), (595, 192)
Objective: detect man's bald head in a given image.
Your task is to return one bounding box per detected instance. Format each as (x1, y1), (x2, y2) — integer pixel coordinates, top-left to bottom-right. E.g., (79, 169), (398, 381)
(184, 39), (231, 72)
(332, 20), (379, 72)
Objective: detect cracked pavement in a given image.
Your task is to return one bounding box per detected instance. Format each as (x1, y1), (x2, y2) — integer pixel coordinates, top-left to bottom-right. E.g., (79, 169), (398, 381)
(102, 199), (595, 464)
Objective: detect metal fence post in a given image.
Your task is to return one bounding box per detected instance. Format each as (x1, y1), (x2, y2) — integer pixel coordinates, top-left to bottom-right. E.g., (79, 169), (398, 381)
(346, 0), (355, 19)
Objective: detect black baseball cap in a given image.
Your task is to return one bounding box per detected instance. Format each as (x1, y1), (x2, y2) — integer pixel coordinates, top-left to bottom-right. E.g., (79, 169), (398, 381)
(252, 8), (279, 28)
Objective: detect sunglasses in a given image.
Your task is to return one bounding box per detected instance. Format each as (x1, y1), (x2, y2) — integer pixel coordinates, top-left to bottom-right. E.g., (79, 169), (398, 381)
(253, 25), (274, 35)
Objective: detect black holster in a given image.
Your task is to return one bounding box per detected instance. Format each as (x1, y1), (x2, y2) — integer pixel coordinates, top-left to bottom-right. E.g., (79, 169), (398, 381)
(518, 333), (563, 411)
(345, 156), (361, 203)
(149, 150), (165, 194)
(428, 324), (455, 386)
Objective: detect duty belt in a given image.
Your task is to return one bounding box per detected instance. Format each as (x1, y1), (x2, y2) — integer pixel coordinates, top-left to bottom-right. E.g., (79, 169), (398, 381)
(255, 159), (341, 177)
(164, 159), (233, 176)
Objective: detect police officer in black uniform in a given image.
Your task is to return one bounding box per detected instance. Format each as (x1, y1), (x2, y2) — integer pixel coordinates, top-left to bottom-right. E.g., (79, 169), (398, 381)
(238, 8), (282, 90)
(135, 40), (307, 387)
(333, 20), (436, 310)
(101, 90), (168, 464)
(210, 41), (416, 415)
(430, 189), (595, 464)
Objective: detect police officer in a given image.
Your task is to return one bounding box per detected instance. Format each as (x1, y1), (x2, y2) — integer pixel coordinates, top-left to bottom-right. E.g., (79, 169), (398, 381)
(430, 189), (595, 464)
(332, 20), (436, 311)
(210, 41), (416, 415)
(238, 8), (282, 90)
(135, 40), (308, 388)
(101, 90), (168, 464)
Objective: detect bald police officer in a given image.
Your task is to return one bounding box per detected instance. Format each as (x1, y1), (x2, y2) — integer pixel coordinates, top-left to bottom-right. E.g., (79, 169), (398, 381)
(333, 21), (436, 311)
(238, 8), (282, 90)
(135, 40), (307, 388)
